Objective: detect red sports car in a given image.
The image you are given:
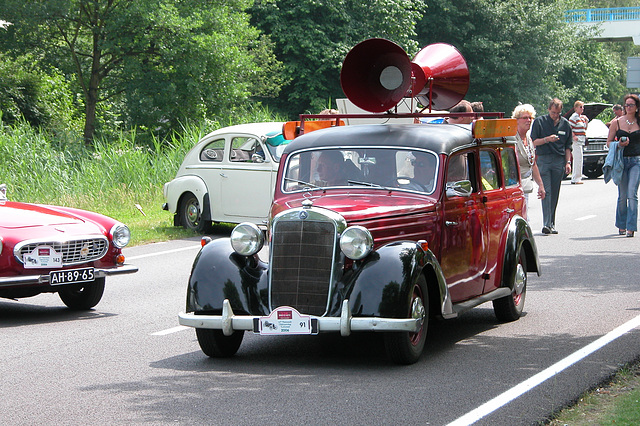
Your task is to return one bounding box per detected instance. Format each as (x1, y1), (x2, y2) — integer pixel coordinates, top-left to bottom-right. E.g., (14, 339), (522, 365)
(0, 184), (138, 309)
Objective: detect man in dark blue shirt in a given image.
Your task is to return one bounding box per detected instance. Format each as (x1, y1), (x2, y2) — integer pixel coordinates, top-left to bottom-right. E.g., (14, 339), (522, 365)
(531, 98), (573, 234)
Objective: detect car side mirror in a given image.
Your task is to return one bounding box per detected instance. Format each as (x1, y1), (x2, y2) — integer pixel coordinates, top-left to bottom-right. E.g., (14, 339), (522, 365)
(445, 180), (472, 198)
(251, 153), (265, 163)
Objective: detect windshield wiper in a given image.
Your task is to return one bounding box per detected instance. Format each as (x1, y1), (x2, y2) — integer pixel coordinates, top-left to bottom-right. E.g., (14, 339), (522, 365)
(284, 177), (321, 189)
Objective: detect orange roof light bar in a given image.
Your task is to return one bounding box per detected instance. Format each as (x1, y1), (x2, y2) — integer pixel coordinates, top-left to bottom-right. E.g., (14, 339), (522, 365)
(472, 118), (517, 139)
(283, 119), (346, 140)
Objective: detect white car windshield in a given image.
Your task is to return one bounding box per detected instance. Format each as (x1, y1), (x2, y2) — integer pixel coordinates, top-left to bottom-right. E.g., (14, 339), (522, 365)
(283, 148), (438, 194)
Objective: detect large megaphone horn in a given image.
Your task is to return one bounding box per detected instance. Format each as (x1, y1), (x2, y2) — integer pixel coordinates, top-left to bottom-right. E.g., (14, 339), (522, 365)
(411, 43), (470, 111)
(340, 39), (469, 113)
(340, 38), (414, 113)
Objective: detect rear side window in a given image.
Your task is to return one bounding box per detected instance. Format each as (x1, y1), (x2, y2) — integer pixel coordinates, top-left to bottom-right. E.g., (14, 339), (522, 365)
(501, 147), (519, 187)
(479, 150), (500, 191)
(200, 139), (224, 162)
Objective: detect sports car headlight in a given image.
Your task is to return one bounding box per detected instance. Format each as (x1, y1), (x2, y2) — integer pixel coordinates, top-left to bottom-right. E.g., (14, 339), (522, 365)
(110, 223), (131, 248)
(230, 222), (264, 256)
(340, 226), (373, 260)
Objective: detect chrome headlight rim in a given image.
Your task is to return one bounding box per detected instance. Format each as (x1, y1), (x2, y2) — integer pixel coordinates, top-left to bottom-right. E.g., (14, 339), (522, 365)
(110, 223), (131, 249)
(340, 225), (374, 260)
(230, 222), (264, 256)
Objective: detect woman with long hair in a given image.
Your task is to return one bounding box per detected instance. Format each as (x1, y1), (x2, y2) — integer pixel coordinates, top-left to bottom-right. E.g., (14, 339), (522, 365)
(607, 94), (640, 237)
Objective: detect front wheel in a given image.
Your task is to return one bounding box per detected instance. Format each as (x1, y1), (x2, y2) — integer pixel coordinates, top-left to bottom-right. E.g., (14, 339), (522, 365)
(196, 328), (244, 357)
(493, 246), (527, 322)
(179, 192), (212, 233)
(58, 277), (105, 310)
(384, 275), (428, 365)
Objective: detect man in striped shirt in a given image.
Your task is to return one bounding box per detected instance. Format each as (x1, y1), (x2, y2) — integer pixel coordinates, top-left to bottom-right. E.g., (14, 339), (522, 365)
(569, 100), (589, 184)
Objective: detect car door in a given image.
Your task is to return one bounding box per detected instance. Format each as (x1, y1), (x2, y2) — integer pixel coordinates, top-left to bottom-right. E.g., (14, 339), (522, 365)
(219, 135), (275, 223)
(440, 150), (488, 302)
(478, 148), (510, 293)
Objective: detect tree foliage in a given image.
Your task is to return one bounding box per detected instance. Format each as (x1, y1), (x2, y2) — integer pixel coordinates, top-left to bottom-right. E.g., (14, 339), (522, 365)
(415, 0), (628, 115)
(250, 0), (426, 116)
(1, 0), (283, 143)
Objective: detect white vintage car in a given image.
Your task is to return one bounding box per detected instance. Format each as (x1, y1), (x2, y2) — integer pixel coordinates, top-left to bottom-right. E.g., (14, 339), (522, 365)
(162, 122), (288, 232)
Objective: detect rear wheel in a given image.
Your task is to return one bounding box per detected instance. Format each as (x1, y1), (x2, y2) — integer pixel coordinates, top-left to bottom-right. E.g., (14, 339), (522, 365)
(58, 277), (105, 310)
(384, 275), (428, 365)
(179, 192), (212, 233)
(196, 328), (244, 357)
(493, 247), (527, 322)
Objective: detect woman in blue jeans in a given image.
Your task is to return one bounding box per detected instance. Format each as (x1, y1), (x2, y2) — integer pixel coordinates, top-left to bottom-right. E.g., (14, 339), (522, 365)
(607, 94), (640, 237)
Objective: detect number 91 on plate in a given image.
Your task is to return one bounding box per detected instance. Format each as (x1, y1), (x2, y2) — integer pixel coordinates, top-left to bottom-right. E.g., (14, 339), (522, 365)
(257, 306), (316, 335)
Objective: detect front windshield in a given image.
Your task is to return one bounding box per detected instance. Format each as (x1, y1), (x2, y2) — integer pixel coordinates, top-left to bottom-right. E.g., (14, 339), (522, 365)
(283, 148), (438, 194)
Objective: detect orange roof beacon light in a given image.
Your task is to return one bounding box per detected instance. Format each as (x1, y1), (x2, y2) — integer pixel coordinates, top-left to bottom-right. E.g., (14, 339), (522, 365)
(472, 118), (518, 139)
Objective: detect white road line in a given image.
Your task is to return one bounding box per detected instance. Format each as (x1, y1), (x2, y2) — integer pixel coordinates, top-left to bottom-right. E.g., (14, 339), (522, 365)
(151, 326), (190, 336)
(575, 215), (597, 221)
(127, 245), (200, 261)
(447, 313), (640, 426)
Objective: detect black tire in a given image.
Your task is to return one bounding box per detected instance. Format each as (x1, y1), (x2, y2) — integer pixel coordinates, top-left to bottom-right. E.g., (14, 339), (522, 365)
(179, 192), (212, 233)
(384, 275), (428, 365)
(58, 277), (105, 310)
(196, 328), (244, 357)
(493, 246), (527, 322)
(584, 167), (603, 179)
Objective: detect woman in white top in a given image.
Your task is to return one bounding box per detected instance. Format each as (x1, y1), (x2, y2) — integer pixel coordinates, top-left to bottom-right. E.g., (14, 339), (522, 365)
(512, 104), (546, 219)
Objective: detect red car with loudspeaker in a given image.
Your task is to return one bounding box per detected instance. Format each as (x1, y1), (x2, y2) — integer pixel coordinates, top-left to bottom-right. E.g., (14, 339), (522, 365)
(179, 39), (541, 364)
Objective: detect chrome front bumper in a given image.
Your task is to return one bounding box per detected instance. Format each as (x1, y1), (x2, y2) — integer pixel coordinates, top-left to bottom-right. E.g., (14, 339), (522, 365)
(179, 299), (423, 337)
(0, 264), (139, 287)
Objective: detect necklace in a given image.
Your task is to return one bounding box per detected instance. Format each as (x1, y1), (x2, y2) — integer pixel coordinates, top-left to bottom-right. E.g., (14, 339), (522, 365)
(627, 119), (636, 126)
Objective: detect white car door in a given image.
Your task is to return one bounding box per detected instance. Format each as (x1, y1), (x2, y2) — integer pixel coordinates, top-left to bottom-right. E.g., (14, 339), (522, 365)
(219, 135), (275, 224)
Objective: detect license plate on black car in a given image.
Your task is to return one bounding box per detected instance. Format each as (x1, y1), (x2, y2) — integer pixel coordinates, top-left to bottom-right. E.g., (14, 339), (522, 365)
(50, 268), (95, 285)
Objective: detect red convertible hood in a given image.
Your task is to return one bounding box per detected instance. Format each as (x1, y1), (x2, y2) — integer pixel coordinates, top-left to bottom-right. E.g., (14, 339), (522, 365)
(274, 191), (436, 221)
(0, 201), (84, 229)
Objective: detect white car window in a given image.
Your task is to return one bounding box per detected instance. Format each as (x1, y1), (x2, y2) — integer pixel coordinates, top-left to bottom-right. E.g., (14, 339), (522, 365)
(199, 139), (224, 162)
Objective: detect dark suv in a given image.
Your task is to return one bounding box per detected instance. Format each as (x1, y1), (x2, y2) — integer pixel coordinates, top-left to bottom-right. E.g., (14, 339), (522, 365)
(565, 103), (612, 179)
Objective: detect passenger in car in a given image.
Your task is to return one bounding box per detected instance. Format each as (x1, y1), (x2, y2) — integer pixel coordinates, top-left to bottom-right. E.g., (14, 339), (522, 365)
(316, 151), (350, 186)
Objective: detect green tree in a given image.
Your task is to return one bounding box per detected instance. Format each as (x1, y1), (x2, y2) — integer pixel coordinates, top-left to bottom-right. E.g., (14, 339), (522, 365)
(1, 0), (282, 143)
(250, 0), (426, 117)
(415, 0), (628, 114)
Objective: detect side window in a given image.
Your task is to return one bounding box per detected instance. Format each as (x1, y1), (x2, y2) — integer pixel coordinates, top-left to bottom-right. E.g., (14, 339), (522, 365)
(447, 152), (470, 183)
(200, 138), (224, 162)
(230, 137), (259, 162)
(479, 150), (500, 191)
(501, 147), (519, 187)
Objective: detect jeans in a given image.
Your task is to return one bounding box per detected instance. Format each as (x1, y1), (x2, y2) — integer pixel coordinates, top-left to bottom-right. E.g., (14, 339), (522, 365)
(537, 154), (565, 229)
(616, 156), (640, 232)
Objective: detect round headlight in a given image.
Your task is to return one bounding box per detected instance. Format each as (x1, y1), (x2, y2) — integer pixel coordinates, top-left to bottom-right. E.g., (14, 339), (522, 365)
(230, 222), (264, 256)
(110, 223), (131, 248)
(340, 226), (373, 260)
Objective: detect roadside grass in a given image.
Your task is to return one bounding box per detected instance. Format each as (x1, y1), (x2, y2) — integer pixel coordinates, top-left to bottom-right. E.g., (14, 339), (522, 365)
(548, 360), (640, 425)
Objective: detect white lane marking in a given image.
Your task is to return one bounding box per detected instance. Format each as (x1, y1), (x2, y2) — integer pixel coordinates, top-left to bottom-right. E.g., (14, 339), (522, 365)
(127, 245), (200, 261)
(151, 326), (190, 336)
(447, 313), (640, 426)
(575, 215), (597, 221)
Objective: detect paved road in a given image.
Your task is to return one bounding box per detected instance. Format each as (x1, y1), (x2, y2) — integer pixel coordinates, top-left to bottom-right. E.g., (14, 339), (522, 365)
(1, 177), (639, 425)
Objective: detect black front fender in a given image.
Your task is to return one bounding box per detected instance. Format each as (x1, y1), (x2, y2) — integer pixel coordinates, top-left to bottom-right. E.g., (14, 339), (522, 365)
(336, 242), (426, 318)
(186, 238), (269, 315)
(502, 215), (541, 289)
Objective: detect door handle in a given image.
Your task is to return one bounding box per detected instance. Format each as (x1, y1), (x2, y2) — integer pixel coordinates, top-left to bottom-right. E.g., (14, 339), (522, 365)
(504, 208), (514, 214)
(220, 172), (227, 178)
(445, 221), (458, 226)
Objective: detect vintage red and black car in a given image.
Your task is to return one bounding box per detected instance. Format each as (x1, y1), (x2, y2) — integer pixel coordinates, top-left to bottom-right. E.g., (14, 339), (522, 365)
(178, 39), (541, 364)
(0, 185), (138, 309)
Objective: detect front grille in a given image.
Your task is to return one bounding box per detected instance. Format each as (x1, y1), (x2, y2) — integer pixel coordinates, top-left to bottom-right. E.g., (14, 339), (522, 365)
(585, 141), (607, 152)
(15, 237), (109, 266)
(270, 219), (335, 315)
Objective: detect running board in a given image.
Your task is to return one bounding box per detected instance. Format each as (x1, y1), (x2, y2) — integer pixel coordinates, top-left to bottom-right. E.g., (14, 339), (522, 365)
(451, 287), (512, 316)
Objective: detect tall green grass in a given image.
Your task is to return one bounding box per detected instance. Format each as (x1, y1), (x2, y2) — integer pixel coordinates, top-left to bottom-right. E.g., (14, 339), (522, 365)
(0, 107), (285, 245)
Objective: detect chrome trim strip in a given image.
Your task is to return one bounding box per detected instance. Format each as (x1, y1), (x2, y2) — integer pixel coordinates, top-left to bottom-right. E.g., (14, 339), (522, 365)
(178, 299), (423, 336)
(0, 264), (138, 287)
